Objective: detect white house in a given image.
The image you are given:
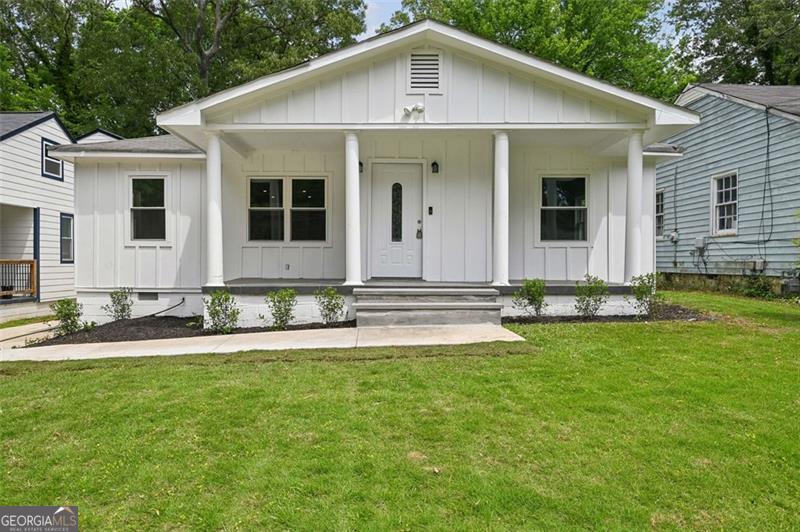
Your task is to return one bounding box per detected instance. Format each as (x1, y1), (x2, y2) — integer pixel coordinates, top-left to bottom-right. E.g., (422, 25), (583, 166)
(75, 128), (124, 145)
(0, 111), (75, 321)
(51, 21), (699, 326)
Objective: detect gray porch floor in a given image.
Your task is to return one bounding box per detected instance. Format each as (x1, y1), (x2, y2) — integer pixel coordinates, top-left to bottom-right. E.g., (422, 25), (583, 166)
(214, 278), (631, 296)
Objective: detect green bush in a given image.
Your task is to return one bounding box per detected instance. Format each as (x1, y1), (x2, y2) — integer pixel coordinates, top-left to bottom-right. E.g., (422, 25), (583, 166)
(737, 275), (775, 299)
(264, 288), (297, 330)
(50, 299), (87, 336)
(574, 275), (609, 318)
(101, 287), (134, 321)
(314, 287), (345, 324)
(512, 278), (548, 316)
(628, 273), (664, 317)
(203, 290), (241, 334)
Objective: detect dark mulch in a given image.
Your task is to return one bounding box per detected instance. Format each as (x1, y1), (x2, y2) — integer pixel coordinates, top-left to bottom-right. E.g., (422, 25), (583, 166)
(502, 303), (705, 325)
(35, 316), (356, 346)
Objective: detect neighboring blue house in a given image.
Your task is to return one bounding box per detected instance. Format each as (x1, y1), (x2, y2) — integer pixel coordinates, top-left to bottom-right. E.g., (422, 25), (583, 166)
(656, 84), (800, 284)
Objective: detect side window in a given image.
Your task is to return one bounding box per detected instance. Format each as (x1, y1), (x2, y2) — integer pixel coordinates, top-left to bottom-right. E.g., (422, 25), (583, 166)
(540, 177), (587, 241)
(60, 213), (74, 263)
(42, 138), (63, 180)
(655, 190), (665, 237)
(712, 172), (737, 235)
(131, 177), (166, 240)
(290, 178), (326, 241)
(249, 179), (284, 241)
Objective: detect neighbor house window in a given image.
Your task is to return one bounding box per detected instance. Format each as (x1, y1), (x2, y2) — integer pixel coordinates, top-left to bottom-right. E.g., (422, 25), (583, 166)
(60, 213), (74, 263)
(249, 177), (327, 242)
(540, 177), (587, 241)
(131, 177), (166, 240)
(655, 190), (665, 237)
(712, 172), (737, 235)
(41, 138), (63, 180)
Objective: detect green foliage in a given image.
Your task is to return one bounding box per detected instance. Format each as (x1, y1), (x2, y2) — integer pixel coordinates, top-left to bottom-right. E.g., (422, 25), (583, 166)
(314, 287), (345, 324)
(512, 278), (548, 317)
(627, 273), (664, 317)
(264, 288), (297, 330)
(737, 275), (776, 299)
(670, 0), (800, 85)
(49, 299), (86, 336)
(203, 290), (241, 334)
(574, 275), (609, 318)
(657, 272), (778, 299)
(101, 287), (134, 321)
(381, 0), (694, 101)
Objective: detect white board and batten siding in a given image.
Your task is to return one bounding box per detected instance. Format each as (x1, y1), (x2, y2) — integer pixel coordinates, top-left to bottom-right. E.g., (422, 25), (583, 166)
(207, 45), (646, 127)
(0, 118), (75, 301)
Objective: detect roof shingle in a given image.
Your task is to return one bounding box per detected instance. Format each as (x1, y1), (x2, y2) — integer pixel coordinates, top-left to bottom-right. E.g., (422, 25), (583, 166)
(698, 83), (800, 116)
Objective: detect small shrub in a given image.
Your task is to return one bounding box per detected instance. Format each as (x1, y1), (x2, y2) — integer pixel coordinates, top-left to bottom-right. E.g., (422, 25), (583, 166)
(101, 287), (134, 321)
(203, 290), (241, 334)
(574, 275), (609, 318)
(627, 273), (664, 318)
(264, 288), (297, 330)
(50, 299), (84, 336)
(314, 287), (345, 324)
(736, 275), (775, 299)
(512, 278), (548, 316)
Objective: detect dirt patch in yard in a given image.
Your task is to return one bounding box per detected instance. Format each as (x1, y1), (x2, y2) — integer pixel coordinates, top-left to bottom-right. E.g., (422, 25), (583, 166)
(33, 316), (355, 347)
(502, 303), (705, 325)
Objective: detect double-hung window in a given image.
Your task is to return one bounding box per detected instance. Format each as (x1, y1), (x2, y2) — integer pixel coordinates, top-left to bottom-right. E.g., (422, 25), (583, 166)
(41, 138), (63, 180)
(60, 213), (74, 263)
(540, 177), (587, 241)
(248, 177), (326, 242)
(655, 190), (665, 237)
(712, 172), (737, 235)
(131, 177), (166, 240)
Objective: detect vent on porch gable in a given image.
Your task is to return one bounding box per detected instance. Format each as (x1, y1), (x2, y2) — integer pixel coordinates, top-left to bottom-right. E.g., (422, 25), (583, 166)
(408, 51), (441, 93)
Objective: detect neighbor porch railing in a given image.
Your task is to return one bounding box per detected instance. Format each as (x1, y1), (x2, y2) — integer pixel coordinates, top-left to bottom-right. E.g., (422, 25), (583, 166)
(0, 259), (37, 299)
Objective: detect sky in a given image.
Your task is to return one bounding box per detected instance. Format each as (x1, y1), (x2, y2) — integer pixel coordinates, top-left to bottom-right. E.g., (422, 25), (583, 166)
(361, 0), (404, 38)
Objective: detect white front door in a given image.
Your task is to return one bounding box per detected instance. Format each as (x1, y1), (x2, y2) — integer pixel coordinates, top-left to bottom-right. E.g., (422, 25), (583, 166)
(371, 163), (423, 278)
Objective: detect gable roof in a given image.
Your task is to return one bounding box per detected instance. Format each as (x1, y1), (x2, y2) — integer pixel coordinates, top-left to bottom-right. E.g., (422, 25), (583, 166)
(0, 111), (73, 142)
(75, 128), (125, 142)
(158, 19), (698, 128)
(678, 83), (800, 119)
(49, 134), (205, 159)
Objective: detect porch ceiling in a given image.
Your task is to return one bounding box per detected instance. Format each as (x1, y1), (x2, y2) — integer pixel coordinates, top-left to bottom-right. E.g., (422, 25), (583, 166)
(220, 129), (632, 157)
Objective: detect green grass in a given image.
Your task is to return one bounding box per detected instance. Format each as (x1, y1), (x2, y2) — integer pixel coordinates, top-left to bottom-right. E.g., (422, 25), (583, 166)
(1, 292), (798, 529)
(0, 314), (54, 329)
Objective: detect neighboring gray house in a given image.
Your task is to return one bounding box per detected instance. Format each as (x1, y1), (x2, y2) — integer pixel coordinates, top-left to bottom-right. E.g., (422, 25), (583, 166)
(656, 84), (800, 280)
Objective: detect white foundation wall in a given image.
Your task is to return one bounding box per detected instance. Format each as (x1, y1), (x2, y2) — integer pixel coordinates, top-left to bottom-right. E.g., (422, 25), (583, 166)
(77, 290), (205, 325)
(214, 294), (356, 328)
(499, 295), (637, 317)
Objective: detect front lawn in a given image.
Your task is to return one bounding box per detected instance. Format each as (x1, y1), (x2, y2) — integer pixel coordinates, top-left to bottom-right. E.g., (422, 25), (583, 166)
(1, 292), (798, 529)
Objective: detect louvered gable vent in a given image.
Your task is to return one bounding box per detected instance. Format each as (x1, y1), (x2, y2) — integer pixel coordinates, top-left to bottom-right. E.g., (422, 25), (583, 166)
(409, 52), (441, 91)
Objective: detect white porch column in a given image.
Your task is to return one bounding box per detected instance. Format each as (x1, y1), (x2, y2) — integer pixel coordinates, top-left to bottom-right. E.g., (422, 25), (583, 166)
(624, 130), (644, 282)
(205, 131), (224, 287)
(492, 131), (510, 286)
(344, 132), (363, 285)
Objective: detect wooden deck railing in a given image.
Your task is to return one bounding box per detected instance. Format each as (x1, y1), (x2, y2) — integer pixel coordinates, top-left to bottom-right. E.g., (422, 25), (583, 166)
(0, 259), (37, 298)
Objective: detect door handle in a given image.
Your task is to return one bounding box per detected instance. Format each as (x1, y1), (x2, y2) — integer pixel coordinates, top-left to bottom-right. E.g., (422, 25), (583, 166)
(416, 220), (422, 239)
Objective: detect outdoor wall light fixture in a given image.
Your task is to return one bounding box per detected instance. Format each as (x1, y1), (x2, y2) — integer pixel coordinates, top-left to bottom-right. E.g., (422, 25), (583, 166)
(359, 161), (363, 173)
(431, 161), (439, 173)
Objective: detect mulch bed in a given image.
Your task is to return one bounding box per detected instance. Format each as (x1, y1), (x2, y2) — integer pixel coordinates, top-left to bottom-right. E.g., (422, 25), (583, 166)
(32, 304), (703, 347)
(35, 316), (356, 347)
(501, 303), (705, 325)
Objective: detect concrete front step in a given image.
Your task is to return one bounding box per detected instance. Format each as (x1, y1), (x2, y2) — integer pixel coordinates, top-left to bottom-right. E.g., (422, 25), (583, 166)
(353, 287), (502, 326)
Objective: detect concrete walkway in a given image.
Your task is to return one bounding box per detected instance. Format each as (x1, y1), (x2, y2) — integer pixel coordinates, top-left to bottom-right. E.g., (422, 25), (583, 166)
(0, 324), (524, 362)
(0, 321), (56, 350)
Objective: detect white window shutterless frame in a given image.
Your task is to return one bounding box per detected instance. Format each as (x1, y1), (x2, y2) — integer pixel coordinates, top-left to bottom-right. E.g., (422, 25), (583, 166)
(125, 173), (171, 246)
(710, 171), (737, 236)
(537, 175), (589, 244)
(246, 175), (330, 244)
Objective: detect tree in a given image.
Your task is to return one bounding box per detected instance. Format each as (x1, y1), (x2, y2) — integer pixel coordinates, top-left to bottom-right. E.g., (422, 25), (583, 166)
(670, 0), (800, 85)
(0, 43), (62, 111)
(379, 0), (693, 101)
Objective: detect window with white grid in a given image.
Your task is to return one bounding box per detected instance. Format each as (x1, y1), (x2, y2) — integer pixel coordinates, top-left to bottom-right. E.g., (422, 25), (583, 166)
(655, 190), (664, 237)
(712, 172), (737, 235)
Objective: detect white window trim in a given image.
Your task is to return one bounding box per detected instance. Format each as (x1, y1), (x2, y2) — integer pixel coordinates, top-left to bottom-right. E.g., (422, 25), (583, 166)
(709, 170), (738, 237)
(655, 188), (666, 239)
(125, 172), (172, 247)
(535, 174), (591, 247)
(406, 48), (444, 95)
(246, 174), (331, 246)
